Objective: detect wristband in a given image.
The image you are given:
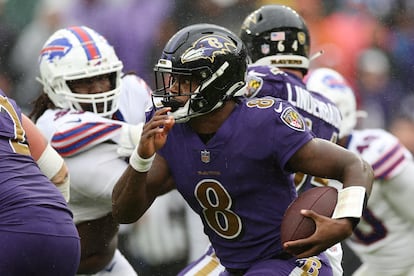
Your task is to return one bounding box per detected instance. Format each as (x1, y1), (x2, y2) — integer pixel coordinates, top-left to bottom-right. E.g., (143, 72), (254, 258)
(332, 186), (366, 219)
(129, 146), (155, 172)
(37, 143), (64, 179)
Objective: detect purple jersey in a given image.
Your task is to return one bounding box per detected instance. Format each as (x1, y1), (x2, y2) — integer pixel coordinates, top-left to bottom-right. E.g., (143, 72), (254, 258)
(158, 97), (314, 270)
(0, 91), (80, 274)
(0, 91), (75, 234)
(247, 65), (341, 142)
(247, 65), (341, 192)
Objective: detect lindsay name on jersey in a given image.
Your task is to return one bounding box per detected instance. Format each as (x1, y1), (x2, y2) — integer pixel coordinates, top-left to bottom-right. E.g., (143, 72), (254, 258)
(286, 83), (341, 129)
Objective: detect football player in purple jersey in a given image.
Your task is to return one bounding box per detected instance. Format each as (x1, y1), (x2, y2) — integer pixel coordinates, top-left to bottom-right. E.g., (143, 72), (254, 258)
(0, 89), (80, 275)
(239, 6), (346, 274)
(112, 23), (373, 275)
(240, 5), (342, 194)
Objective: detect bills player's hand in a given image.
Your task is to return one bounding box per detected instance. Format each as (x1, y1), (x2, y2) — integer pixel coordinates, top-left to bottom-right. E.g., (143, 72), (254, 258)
(117, 123), (144, 157)
(138, 107), (175, 159)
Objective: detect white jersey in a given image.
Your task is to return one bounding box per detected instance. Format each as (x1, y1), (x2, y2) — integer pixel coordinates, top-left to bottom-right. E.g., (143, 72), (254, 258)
(345, 128), (414, 275)
(36, 74), (152, 224)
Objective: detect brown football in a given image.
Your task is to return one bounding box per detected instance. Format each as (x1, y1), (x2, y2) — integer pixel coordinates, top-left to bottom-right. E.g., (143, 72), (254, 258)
(280, 186), (338, 244)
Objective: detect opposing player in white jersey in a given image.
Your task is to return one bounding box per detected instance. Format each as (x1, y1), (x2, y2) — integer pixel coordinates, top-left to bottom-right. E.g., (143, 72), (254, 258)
(30, 26), (152, 275)
(307, 67), (414, 276)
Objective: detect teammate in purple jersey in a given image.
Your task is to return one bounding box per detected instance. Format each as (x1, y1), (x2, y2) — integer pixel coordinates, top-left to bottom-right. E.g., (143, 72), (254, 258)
(244, 65), (341, 142)
(239, 6), (347, 275)
(240, 4), (341, 142)
(240, 5), (343, 195)
(0, 89), (80, 275)
(112, 24), (373, 275)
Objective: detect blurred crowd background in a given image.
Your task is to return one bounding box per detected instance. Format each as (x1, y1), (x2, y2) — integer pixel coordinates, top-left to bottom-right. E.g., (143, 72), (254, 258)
(1, 0), (413, 275)
(2, 0), (414, 136)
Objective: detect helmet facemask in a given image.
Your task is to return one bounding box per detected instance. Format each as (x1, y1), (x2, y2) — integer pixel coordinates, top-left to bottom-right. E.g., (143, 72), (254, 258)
(65, 72), (119, 116)
(154, 60), (244, 123)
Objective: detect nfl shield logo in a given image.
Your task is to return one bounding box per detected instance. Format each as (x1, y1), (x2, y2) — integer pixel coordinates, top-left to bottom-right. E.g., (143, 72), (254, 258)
(261, 44), (270, 55)
(201, 150), (210, 163)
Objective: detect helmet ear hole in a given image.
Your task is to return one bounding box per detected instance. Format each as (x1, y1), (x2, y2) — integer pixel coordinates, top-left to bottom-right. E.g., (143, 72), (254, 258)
(190, 97), (209, 113)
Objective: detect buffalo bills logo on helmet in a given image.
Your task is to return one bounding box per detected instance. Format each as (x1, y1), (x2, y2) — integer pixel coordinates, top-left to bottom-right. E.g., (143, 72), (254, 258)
(181, 34), (237, 64)
(322, 74), (348, 92)
(40, 37), (73, 62)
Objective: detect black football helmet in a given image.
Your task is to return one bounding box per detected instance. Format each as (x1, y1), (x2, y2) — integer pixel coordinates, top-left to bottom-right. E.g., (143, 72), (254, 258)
(153, 23), (248, 123)
(240, 5), (310, 73)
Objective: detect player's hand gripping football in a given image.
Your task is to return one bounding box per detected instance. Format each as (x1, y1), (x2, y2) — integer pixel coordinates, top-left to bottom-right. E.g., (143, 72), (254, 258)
(138, 107), (175, 159)
(283, 210), (354, 258)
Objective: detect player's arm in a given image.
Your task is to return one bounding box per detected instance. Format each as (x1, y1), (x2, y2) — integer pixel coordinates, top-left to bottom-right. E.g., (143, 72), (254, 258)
(289, 138), (373, 195)
(22, 114), (70, 201)
(49, 112), (123, 157)
(284, 138), (374, 257)
(112, 107), (175, 223)
(22, 114), (48, 160)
